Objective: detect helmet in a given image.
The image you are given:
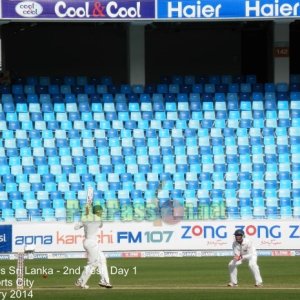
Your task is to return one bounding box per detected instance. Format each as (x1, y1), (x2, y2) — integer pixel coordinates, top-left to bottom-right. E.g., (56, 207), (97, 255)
(92, 205), (103, 215)
(234, 229), (245, 236)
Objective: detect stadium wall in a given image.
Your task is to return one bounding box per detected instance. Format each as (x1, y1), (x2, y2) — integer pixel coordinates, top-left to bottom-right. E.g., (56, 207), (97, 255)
(1, 220), (300, 255)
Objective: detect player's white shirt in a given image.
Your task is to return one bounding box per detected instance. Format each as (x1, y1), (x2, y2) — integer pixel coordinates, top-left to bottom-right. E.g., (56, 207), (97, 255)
(232, 237), (257, 259)
(75, 221), (103, 240)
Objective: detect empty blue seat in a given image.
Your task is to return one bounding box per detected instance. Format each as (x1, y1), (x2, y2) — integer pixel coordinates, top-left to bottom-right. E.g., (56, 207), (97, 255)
(0, 200), (10, 209)
(101, 165), (113, 173)
(39, 200), (51, 209)
(71, 182), (83, 192)
(201, 119), (213, 128)
(190, 101), (201, 111)
(116, 102), (128, 112)
(47, 121), (59, 130)
(62, 165), (75, 174)
(125, 120), (137, 129)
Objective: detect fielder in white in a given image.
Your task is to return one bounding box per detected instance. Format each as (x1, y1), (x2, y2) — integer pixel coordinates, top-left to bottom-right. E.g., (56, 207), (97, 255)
(228, 229), (263, 287)
(75, 205), (112, 289)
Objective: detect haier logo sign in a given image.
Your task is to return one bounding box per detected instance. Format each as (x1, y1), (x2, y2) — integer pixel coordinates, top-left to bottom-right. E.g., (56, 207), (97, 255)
(0, 225), (12, 253)
(165, 1), (222, 18)
(245, 0), (300, 17)
(158, 0), (300, 19)
(54, 0), (144, 19)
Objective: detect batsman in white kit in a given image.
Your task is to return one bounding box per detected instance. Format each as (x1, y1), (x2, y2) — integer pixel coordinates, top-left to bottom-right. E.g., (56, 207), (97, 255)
(228, 229), (263, 287)
(74, 188), (112, 289)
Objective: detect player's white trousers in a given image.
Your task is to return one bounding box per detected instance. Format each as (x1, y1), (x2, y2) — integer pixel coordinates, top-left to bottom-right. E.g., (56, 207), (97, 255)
(79, 238), (110, 285)
(228, 256), (263, 285)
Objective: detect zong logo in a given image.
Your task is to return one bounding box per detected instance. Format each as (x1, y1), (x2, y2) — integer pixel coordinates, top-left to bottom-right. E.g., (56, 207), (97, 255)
(15, 1), (43, 18)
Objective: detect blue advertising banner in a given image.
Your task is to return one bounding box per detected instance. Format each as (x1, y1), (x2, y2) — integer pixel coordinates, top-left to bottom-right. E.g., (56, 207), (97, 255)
(1, 0), (155, 19)
(157, 0), (300, 20)
(0, 225), (12, 253)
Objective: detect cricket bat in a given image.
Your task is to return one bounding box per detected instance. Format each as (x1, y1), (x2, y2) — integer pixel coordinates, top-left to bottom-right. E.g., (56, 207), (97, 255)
(85, 187), (94, 215)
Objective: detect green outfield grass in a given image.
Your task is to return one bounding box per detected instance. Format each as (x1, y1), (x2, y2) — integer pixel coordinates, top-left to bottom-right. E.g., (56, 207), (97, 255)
(0, 257), (300, 300)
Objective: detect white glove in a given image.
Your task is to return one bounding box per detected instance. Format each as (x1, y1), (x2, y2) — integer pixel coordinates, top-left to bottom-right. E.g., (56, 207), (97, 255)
(74, 223), (83, 230)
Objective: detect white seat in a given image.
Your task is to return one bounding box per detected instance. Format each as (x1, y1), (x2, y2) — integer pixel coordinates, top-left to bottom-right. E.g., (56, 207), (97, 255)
(61, 156), (72, 166)
(118, 190), (130, 199)
(108, 173), (119, 183)
(150, 120), (162, 129)
(89, 165), (100, 175)
(198, 136), (210, 146)
(58, 182), (70, 192)
(141, 102), (152, 112)
(66, 103), (78, 112)
(215, 101), (226, 111)
(94, 129), (106, 138)
(175, 155), (187, 164)
(72, 147), (84, 157)
(104, 103), (115, 112)
(5, 139), (17, 148)
(18, 183), (31, 192)
(99, 155), (111, 165)
(121, 137), (133, 147)
(133, 129), (144, 138)
(93, 112), (105, 121)
(178, 102), (189, 111)
(33, 147), (45, 157)
(56, 113), (68, 122)
(187, 146), (199, 155)
(15, 130), (27, 139)
(210, 128), (222, 138)
(126, 164), (138, 174)
(204, 111), (215, 120)
(137, 155), (149, 165)
(252, 154), (264, 163)
(29, 103), (41, 112)
(226, 146), (238, 154)
(264, 145), (276, 154)
(112, 120), (123, 130)
(50, 165), (62, 175)
(249, 128), (261, 137)
(97, 182), (109, 192)
(37, 191), (49, 200)
(237, 137), (249, 146)
(22, 156), (34, 166)
(0, 121), (7, 130)
(214, 154), (225, 164)
(171, 129), (183, 137)
(73, 121), (85, 130)
(160, 137), (172, 147)
(82, 138), (94, 148)
(148, 146), (160, 156)
(202, 164), (214, 173)
(29, 174), (41, 183)
(164, 164), (176, 174)
(110, 147), (122, 156)
(69, 173), (80, 183)
(289, 127), (300, 137)
(43, 138), (55, 148)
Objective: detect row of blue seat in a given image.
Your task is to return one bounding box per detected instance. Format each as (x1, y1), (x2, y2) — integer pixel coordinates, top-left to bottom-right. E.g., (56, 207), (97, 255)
(1, 197), (299, 210)
(2, 120), (300, 132)
(9, 73), (300, 86)
(1, 202), (299, 222)
(1, 188), (300, 198)
(2, 91), (300, 104)
(0, 172), (299, 184)
(2, 83), (300, 94)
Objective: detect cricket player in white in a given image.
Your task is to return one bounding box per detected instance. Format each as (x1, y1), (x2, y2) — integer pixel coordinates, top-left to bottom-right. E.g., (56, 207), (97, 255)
(228, 229), (263, 287)
(75, 205), (112, 289)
